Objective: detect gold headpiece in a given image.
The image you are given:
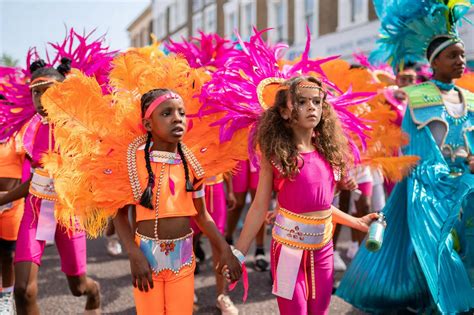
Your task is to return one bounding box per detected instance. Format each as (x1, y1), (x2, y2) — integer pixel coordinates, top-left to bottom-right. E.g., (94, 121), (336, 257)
(256, 77), (286, 109)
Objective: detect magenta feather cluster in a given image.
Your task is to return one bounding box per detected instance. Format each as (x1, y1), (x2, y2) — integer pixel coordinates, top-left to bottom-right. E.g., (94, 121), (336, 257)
(165, 31), (237, 70)
(0, 28), (116, 141)
(199, 27), (374, 162)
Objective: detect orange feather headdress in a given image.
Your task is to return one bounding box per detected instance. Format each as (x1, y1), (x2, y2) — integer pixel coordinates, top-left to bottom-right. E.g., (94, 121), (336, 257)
(41, 48), (247, 237)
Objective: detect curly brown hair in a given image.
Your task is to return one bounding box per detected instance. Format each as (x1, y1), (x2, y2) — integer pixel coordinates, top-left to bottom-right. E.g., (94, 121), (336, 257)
(257, 76), (352, 178)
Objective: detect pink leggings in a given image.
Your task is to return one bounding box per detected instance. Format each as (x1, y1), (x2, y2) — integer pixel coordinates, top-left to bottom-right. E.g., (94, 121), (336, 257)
(271, 240), (334, 315)
(14, 195), (87, 276)
(232, 160), (259, 193)
(191, 182), (227, 234)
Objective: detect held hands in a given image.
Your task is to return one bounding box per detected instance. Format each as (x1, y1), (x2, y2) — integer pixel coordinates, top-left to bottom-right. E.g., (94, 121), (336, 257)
(129, 247), (154, 292)
(356, 212), (380, 233)
(216, 247), (242, 283)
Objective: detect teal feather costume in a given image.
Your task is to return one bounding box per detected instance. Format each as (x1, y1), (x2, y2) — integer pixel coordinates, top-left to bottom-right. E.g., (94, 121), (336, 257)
(337, 1), (474, 313)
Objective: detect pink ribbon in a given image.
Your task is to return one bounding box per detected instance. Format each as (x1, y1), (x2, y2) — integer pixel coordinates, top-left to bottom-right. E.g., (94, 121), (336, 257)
(229, 263), (249, 302)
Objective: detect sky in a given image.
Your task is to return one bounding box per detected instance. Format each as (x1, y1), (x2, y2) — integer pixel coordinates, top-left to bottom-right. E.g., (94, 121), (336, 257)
(0, 0), (150, 66)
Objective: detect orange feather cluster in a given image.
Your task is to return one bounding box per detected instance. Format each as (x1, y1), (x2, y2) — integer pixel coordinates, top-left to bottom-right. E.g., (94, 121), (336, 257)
(41, 48), (247, 237)
(321, 59), (419, 181)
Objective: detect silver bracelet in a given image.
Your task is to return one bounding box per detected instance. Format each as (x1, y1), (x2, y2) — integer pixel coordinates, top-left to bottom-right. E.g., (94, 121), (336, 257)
(231, 246), (246, 264)
(192, 188), (205, 199)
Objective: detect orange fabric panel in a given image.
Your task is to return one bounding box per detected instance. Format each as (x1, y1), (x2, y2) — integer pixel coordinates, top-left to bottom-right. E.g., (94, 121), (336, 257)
(135, 150), (197, 222)
(0, 135), (24, 179)
(0, 200), (24, 240)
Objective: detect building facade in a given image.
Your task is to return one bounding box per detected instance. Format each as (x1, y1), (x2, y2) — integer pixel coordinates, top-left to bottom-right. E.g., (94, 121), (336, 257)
(128, 0), (474, 65)
(127, 4), (153, 47)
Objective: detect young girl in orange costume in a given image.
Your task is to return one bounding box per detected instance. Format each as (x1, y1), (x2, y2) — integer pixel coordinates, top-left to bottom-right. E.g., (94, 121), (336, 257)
(40, 51), (246, 315)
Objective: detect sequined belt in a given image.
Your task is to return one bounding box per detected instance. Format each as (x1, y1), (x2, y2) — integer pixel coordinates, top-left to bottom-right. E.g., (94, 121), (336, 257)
(272, 207), (333, 250)
(29, 168), (58, 201)
(272, 207), (333, 301)
(135, 230), (194, 275)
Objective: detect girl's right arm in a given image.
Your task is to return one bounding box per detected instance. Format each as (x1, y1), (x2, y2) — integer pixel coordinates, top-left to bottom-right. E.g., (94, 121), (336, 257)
(235, 156), (274, 255)
(114, 205), (154, 292)
(0, 180), (30, 206)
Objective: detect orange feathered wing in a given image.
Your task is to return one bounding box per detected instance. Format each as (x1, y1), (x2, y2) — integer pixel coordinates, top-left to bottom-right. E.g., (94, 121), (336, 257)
(456, 72), (474, 93)
(322, 59), (419, 181)
(41, 50), (247, 237)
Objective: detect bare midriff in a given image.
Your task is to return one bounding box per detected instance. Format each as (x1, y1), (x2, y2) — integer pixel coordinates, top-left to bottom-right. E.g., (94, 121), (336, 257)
(300, 208), (332, 218)
(0, 178), (21, 192)
(136, 217), (192, 239)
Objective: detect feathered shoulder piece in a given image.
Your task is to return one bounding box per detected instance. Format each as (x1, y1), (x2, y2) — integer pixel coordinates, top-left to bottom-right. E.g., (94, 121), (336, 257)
(165, 31), (237, 70)
(370, 0), (473, 70)
(199, 28), (374, 163)
(0, 28), (116, 142)
(41, 50), (247, 237)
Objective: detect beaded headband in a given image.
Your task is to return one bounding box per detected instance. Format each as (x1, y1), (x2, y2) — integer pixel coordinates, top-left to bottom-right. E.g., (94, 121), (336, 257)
(296, 81), (327, 99)
(29, 77), (58, 89)
(144, 92), (181, 119)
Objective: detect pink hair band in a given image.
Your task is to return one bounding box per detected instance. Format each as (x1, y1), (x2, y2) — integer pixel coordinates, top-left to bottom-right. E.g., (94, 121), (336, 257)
(144, 92), (181, 118)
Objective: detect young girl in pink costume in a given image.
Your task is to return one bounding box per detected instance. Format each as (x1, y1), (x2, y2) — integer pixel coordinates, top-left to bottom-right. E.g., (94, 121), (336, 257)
(235, 76), (378, 315)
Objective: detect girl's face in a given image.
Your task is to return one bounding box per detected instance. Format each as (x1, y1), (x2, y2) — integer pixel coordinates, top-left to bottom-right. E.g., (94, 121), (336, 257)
(287, 86), (324, 130)
(432, 43), (466, 79)
(31, 82), (54, 117)
(396, 69), (417, 88)
(143, 98), (186, 144)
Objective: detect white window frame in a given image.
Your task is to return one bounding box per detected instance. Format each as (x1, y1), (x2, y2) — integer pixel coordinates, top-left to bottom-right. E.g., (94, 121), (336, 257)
(267, 0), (288, 43)
(177, 0), (187, 27)
(204, 4), (217, 33)
(193, 12), (204, 35)
(293, 0), (318, 44)
(224, 0), (238, 38)
(193, 0), (203, 13)
(337, 0), (369, 30)
(156, 11), (166, 39)
(169, 2), (177, 31)
(240, 0), (256, 39)
(169, 27), (189, 42)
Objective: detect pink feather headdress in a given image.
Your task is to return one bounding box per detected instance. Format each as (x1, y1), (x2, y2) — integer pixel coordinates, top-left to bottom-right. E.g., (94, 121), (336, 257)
(0, 28), (116, 141)
(165, 31), (238, 70)
(199, 27), (374, 163)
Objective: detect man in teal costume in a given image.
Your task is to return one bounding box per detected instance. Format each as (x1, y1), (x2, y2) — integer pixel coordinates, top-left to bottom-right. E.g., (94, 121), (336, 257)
(337, 1), (474, 313)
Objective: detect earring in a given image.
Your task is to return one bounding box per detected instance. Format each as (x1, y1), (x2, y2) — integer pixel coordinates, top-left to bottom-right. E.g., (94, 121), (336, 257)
(144, 122), (152, 131)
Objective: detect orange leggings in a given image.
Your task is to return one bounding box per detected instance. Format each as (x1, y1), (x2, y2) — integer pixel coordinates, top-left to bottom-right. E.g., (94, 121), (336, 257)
(0, 200), (24, 241)
(133, 259), (195, 315)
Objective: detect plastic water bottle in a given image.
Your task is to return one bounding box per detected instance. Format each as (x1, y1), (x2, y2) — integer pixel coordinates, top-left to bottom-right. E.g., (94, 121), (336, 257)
(366, 212), (386, 252)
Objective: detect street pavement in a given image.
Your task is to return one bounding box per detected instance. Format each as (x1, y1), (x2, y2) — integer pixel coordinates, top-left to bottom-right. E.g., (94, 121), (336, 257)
(35, 226), (367, 314)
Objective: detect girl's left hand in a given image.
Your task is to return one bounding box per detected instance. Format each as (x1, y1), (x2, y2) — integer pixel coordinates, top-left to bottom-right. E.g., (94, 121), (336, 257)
(227, 192), (237, 211)
(216, 248), (242, 283)
(467, 155), (474, 174)
(357, 212), (380, 233)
